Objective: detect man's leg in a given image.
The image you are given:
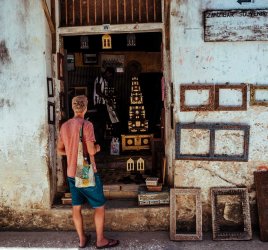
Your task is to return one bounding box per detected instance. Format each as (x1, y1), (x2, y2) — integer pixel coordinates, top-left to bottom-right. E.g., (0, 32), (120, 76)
(72, 205), (87, 247)
(94, 206), (107, 246)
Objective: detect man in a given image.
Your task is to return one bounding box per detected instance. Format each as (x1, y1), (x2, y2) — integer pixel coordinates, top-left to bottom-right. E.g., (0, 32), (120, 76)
(57, 95), (119, 249)
(93, 67), (120, 149)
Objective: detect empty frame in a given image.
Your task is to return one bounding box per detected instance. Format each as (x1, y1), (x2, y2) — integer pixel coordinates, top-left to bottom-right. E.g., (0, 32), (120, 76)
(180, 84), (247, 111)
(211, 187), (252, 240)
(175, 123), (250, 161)
(250, 85), (268, 106)
(170, 188), (202, 241)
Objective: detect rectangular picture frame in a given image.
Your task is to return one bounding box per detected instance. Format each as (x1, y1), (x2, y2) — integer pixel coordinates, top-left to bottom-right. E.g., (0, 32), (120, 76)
(83, 53), (98, 65)
(57, 52), (64, 80)
(211, 187), (252, 240)
(215, 84), (247, 111)
(180, 85), (215, 112)
(250, 85), (268, 106)
(48, 101), (55, 125)
(170, 188), (202, 241)
(47, 77), (54, 97)
(175, 123), (250, 161)
(67, 54), (75, 71)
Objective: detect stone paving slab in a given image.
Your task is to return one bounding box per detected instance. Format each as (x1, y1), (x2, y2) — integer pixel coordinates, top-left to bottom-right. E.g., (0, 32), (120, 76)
(0, 231), (267, 250)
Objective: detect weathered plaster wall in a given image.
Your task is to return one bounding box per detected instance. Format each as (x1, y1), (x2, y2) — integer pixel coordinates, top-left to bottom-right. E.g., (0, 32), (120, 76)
(169, 0), (268, 229)
(0, 0), (52, 211)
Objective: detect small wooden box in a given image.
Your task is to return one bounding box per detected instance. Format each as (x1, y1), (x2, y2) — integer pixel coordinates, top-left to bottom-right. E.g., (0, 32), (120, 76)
(138, 187), (170, 206)
(121, 134), (153, 151)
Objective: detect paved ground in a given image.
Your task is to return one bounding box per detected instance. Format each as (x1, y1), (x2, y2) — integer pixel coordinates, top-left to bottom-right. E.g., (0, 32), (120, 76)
(0, 231), (267, 250)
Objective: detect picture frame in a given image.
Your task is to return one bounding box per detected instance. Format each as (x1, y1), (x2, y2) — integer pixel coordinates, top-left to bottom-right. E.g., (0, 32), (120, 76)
(170, 188), (202, 241)
(74, 87), (88, 96)
(211, 187), (252, 240)
(180, 85), (215, 111)
(250, 85), (268, 106)
(57, 52), (64, 80)
(48, 102), (55, 125)
(47, 77), (54, 97)
(215, 84), (247, 111)
(59, 92), (65, 110)
(175, 123), (250, 161)
(66, 54), (75, 71)
(83, 53), (98, 65)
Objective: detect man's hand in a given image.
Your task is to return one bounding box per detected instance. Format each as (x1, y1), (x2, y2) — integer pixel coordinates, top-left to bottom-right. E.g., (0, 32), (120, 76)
(94, 144), (101, 153)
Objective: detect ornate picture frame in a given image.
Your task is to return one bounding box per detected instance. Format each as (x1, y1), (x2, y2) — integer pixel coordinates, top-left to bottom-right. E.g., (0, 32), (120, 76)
(211, 187), (252, 240)
(170, 188), (202, 241)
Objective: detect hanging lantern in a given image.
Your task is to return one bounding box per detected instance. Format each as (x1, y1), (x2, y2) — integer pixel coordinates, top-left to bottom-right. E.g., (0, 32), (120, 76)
(127, 33), (136, 47)
(102, 34), (112, 49)
(80, 36), (89, 49)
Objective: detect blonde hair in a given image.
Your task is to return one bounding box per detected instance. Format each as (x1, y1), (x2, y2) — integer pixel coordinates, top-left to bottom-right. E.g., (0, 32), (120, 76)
(72, 95), (88, 113)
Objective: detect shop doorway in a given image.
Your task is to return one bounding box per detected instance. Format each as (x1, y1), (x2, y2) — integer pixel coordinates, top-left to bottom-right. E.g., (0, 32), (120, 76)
(60, 32), (165, 201)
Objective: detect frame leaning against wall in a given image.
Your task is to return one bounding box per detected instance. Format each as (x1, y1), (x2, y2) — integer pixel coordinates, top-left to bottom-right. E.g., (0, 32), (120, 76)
(211, 187), (252, 241)
(170, 188), (202, 241)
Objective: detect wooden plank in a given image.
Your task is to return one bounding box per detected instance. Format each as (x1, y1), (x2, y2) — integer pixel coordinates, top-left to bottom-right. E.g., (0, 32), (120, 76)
(87, 0), (89, 24)
(72, 0), (75, 25)
(204, 9), (268, 42)
(41, 0), (55, 33)
(254, 171), (268, 241)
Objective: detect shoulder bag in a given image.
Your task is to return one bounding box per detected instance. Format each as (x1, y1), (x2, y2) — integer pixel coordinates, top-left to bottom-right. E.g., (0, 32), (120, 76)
(75, 123), (96, 188)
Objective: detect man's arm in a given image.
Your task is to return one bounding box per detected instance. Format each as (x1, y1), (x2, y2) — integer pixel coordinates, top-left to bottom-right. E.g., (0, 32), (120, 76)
(57, 138), (66, 155)
(86, 142), (100, 173)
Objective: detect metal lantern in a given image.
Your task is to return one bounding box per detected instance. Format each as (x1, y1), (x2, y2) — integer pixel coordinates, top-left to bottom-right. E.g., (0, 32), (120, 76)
(102, 34), (112, 49)
(127, 33), (136, 47)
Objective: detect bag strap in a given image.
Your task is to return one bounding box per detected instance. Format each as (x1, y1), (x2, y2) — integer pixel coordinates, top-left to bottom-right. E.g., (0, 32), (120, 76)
(79, 122), (91, 164)
(79, 122), (84, 142)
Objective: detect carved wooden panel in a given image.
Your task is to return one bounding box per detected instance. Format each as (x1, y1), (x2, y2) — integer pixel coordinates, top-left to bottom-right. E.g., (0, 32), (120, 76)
(211, 187), (252, 240)
(170, 188), (202, 241)
(250, 85), (268, 106)
(175, 123), (250, 161)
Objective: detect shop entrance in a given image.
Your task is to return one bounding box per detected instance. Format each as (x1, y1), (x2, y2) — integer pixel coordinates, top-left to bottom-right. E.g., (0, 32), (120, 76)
(61, 32), (165, 202)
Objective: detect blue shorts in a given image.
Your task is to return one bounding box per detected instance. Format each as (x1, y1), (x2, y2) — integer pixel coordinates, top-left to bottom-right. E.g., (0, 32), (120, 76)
(67, 173), (106, 208)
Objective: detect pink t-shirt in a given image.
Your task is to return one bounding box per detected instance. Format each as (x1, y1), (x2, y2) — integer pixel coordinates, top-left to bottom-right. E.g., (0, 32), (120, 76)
(59, 117), (95, 177)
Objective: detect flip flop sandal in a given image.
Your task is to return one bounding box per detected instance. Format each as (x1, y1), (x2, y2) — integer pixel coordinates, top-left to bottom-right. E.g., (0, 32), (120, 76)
(79, 235), (90, 248)
(96, 239), (120, 249)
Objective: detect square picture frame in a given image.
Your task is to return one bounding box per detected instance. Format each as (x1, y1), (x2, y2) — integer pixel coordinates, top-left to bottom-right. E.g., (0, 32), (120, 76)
(48, 101), (55, 125)
(47, 77), (54, 97)
(57, 52), (64, 80)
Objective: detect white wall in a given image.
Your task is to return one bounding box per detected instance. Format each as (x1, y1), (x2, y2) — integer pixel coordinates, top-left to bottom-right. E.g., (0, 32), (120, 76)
(0, 0), (52, 210)
(169, 0), (268, 202)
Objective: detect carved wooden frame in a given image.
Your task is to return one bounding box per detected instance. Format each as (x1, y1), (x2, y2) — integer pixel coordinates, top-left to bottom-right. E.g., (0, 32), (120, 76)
(170, 188), (202, 241)
(215, 84), (247, 111)
(211, 187), (252, 240)
(180, 85), (214, 111)
(250, 85), (268, 106)
(175, 123), (250, 161)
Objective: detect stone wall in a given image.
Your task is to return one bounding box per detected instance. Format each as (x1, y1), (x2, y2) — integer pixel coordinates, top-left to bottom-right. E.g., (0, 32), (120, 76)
(0, 0), (52, 211)
(168, 0), (268, 230)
